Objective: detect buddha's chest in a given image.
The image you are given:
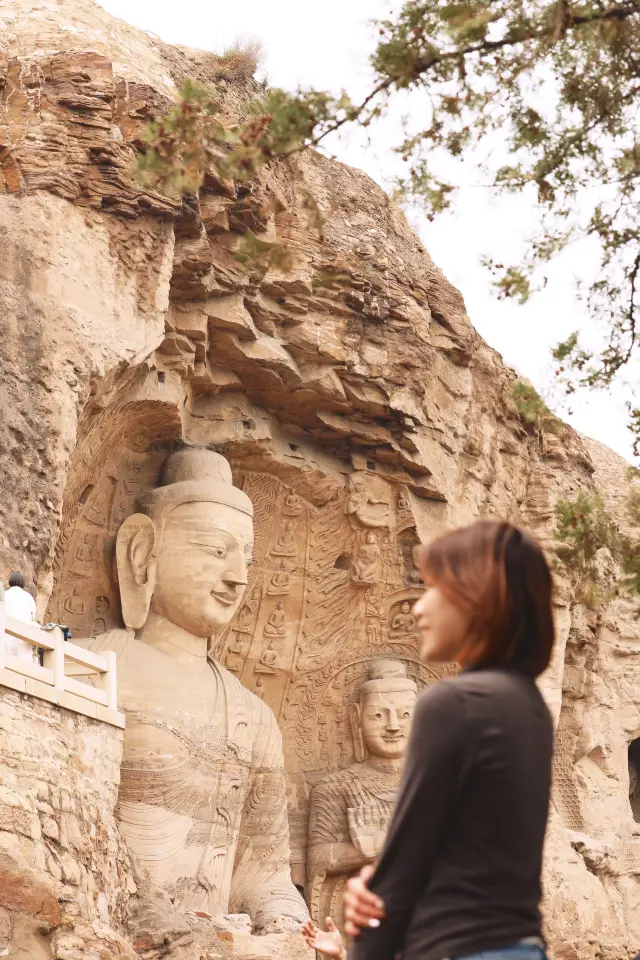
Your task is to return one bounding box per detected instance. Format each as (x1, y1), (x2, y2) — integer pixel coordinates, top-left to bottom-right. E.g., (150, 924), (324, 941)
(116, 651), (254, 774)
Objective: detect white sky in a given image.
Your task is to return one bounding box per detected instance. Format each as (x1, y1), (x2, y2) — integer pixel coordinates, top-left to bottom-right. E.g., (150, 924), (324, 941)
(99, 0), (635, 462)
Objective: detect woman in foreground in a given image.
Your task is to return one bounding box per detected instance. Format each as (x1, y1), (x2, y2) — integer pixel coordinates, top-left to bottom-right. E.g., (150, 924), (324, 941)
(344, 520), (555, 960)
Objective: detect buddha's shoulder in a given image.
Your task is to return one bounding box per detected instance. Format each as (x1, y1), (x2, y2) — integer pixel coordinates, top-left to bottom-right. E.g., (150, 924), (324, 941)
(211, 659), (279, 723)
(312, 763), (362, 794)
(74, 628), (135, 661)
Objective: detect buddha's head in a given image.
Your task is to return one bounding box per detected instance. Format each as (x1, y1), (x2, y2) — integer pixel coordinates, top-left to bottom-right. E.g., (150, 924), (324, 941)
(116, 448), (253, 637)
(351, 659), (417, 763)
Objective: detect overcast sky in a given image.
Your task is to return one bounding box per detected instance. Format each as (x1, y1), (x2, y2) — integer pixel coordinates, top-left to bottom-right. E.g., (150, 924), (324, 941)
(99, 0), (635, 463)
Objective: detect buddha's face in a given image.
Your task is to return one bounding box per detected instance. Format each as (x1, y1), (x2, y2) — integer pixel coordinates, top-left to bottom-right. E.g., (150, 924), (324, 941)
(360, 688), (416, 761)
(151, 501), (253, 637)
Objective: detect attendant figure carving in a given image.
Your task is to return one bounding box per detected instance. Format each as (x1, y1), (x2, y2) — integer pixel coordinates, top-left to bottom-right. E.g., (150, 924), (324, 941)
(352, 531), (380, 585)
(80, 448), (308, 949)
(307, 660), (417, 930)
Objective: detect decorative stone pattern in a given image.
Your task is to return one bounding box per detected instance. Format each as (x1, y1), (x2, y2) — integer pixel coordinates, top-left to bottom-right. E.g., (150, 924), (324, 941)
(0, 0), (639, 957)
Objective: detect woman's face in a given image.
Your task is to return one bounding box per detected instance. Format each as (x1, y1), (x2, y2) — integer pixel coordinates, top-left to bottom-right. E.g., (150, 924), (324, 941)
(412, 583), (470, 663)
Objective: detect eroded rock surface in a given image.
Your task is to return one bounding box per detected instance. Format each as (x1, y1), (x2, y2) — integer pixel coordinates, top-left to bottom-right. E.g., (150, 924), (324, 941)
(1, 0), (640, 957)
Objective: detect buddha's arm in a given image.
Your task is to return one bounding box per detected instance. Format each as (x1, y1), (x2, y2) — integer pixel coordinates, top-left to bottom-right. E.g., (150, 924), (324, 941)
(229, 704), (308, 930)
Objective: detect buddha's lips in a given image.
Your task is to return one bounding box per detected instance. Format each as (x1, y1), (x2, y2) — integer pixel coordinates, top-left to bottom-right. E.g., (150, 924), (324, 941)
(211, 591), (236, 606)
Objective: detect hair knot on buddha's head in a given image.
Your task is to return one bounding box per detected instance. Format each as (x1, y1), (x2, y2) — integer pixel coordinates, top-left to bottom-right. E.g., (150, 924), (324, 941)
(161, 448), (233, 487)
(359, 658), (417, 697)
(136, 447), (253, 527)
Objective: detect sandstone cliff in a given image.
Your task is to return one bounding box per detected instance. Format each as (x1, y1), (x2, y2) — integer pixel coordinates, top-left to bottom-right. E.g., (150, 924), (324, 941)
(0, 1), (639, 958)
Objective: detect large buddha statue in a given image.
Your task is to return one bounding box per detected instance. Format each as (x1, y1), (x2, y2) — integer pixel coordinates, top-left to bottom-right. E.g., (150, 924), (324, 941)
(82, 448), (308, 947)
(306, 659), (417, 930)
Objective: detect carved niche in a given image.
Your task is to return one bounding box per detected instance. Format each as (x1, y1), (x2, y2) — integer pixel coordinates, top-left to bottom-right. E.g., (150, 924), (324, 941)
(48, 440), (454, 895)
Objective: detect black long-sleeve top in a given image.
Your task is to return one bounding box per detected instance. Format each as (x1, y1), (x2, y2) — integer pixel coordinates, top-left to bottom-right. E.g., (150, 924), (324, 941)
(350, 664), (553, 960)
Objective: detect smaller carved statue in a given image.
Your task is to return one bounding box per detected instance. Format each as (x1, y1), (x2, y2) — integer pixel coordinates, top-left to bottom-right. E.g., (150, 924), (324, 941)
(345, 474), (391, 529)
(76, 533), (97, 563)
(256, 640), (278, 674)
(397, 489), (410, 512)
(283, 489), (303, 516)
(264, 600), (287, 637)
(253, 676), (266, 700)
(390, 601), (417, 636)
(351, 531), (380, 585)
(268, 561), (292, 596)
(366, 620), (380, 645)
(91, 595), (110, 636)
(307, 659), (417, 929)
(272, 521), (297, 557)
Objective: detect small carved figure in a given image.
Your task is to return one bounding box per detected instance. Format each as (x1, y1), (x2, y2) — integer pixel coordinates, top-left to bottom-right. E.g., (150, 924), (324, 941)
(272, 520), (297, 557)
(76, 533), (97, 563)
(366, 620), (380, 645)
(63, 588), (87, 619)
(351, 531), (380, 585)
(345, 474), (391, 529)
(307, 660), (417, 929)
(283, 489), (303, 516)
(397, 490), (410, 512)
(390, 601), (417, 636)
(91, 595), (110, 636)
(268, 561), (291, 596)
(253, 677), (266, 700)
(255, 640), (278, 674)
(264, 600), (287, 637)
(234, 601), (255, 636)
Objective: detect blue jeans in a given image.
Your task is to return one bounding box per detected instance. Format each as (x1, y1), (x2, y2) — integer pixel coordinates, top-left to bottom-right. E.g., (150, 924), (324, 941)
(456, 945), (548, 960)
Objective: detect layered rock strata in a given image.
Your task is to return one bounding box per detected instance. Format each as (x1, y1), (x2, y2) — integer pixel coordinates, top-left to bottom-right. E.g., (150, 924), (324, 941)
(1, 1), (639, 957)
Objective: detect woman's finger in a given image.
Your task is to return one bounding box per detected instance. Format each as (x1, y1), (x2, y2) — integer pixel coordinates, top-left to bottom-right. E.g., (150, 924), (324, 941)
(344, 879), (385, 916)
(325, 917), (337, 932)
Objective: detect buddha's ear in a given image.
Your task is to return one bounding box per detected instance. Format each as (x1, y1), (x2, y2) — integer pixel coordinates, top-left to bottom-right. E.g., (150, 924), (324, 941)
(350, 702), (366, 764)
(116, 514), (157, 630)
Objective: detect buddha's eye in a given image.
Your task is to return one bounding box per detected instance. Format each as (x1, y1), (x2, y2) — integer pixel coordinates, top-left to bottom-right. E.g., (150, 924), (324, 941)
(213, 544), (226, 558)
(374, 713), (383, 720)
(246, 558), (253, 567)
(402, 712), (411, 720)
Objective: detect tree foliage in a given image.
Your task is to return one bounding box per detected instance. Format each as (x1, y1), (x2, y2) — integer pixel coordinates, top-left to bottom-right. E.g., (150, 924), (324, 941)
(512, 379), (564, 439)
(136, 1), (640, 446)
(554, 485), (640, 606)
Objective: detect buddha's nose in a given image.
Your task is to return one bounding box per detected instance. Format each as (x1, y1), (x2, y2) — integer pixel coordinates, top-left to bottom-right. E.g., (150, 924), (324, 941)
(223, 555), (249, 589)
(386, 709), (400, 732)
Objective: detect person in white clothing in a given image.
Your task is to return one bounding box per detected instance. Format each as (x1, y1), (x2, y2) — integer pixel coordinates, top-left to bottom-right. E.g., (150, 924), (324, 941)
(4, 572), (38, 662)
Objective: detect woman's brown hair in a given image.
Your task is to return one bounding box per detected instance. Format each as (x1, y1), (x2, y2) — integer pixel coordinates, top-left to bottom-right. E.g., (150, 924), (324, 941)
(415, 520), (555, 677)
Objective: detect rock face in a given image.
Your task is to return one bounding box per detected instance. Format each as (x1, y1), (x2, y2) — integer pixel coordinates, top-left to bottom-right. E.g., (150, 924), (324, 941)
(1, 1), (640, 958)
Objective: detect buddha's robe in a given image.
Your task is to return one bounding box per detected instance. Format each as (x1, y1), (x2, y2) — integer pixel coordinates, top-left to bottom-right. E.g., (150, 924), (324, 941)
(85, 630), (307, 930)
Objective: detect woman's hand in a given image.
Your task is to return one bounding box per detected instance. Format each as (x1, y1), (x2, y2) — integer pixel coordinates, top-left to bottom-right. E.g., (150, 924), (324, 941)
(301, 917), (346, 959)
(343, 864), (386, 938)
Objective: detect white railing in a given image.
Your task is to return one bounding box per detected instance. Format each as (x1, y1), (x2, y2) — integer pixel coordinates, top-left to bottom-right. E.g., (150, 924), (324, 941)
(0, 601), (124, 728)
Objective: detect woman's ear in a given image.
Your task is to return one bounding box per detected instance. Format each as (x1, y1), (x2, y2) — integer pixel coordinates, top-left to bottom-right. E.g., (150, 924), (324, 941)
(116, 514), (157, 630)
